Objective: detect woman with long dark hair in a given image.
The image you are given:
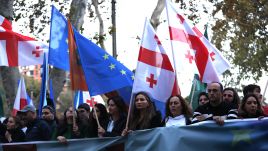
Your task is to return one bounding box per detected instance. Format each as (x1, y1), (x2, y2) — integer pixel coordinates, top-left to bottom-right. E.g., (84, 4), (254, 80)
(163, 95), (192, 126)
(0, 116), (25, 143)
(122, 92), (162, 136)
(90, 103), (109, 137)
(238, 94), (264, 119)
(98, 96), (127, 137)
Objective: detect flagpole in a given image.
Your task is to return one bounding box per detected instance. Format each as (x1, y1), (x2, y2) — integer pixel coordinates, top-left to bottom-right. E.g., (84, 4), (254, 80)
(262, 79), (268, 105)
(91, 96), (101, 128)
(165, 0), (181, 96)
(125, 94), (134, 130)
(125, 18), (149, 130)
(190, 79), (197, 109)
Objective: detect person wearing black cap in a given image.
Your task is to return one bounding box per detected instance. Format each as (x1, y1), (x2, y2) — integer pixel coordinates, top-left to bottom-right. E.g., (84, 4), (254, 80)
(20, 105), (51, 141)
(42, 105), (57, 140)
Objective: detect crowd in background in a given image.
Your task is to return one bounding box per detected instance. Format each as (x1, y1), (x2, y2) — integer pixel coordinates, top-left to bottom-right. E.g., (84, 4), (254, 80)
(0, 82), (267, 143)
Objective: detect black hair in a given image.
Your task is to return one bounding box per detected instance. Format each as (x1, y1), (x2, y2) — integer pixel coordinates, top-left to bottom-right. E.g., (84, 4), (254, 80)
(243, 84), (261, 96)
(107, 96), (128, 117)
(78, 103), (90, 111)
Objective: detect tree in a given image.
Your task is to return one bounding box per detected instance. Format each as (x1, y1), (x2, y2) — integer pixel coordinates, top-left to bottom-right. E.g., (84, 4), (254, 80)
(211, 0), (268, 86)
(0, 0), (21, 114)
(150, 0), (267, 87)
(11, 0), (89, 107)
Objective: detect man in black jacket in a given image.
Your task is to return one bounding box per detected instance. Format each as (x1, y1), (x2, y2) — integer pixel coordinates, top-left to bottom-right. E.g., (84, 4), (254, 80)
(20, 105), (51, 141)
(192, 82), (237, 125)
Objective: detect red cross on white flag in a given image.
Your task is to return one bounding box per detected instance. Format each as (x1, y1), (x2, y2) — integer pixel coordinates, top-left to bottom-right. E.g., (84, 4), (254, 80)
(132, 19), (179, 104)
(165, 0), (230, 83)
(146, 73), (157, 88)
(86, 98), (97, 107)
(0, 15), (48, 67)
(32, 46), (44, 57)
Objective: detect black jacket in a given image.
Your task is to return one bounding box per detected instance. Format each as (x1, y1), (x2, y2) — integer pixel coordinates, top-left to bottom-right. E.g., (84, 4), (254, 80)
(132, 111), (162, 130)
(103, 116), (127, 137)
(1, 128), (25, 143)
(25, 119), (51, 141)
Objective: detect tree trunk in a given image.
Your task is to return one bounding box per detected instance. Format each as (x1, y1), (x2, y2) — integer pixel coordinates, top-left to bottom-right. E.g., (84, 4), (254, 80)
(92, 0), (106, 50)
(69, 0), (87, 30)
(150, 0), (165, 30)
(0, 0), (20, 115)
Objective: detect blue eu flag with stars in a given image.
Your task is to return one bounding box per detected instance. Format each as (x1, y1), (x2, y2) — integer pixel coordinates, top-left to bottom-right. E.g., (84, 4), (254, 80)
(73, 29), (134, 96)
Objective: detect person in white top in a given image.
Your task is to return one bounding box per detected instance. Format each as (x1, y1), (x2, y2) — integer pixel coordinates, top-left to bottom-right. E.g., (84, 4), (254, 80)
(98, 96), (127, 137)
(163, 95), (193, 127)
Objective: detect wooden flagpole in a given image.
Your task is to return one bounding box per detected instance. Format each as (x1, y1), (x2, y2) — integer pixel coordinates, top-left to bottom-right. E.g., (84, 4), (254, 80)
(91, 96), (101, 128)
(125, 94), (134, 130)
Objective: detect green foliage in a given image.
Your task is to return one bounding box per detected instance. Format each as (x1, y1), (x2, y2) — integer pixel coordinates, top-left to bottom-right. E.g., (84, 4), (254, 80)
(211, 0), (268, 85)
(24, 76), (41, 105)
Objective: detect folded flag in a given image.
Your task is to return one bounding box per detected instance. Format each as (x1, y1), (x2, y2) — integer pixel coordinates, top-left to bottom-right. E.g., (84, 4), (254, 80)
(48, 5), (69, 71)
(13, 76), (34, 116)
(38, 53), (48, 117)
(67, 20), (88, 91)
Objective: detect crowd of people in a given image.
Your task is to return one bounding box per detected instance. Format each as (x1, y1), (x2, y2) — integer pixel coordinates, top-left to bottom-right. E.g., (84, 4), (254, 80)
(0, 82), (267, 143)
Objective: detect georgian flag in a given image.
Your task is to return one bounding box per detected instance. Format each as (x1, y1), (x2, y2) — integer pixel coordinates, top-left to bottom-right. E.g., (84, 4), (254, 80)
(74, 91), (105, 109)
(132, 19), (179, 114)
(0, 15), (48, 67)
(12, 76), (34, 116)
(165, 0), (230, 83)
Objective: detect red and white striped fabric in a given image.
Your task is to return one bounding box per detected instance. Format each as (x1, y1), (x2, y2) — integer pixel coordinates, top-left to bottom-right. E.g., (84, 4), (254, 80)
(132, 19), (179, 102)
(12, 77), (34, 116)
(0, 15), (48, 67)
(165, 0), (230, 83)
(0, 15), (12, 30)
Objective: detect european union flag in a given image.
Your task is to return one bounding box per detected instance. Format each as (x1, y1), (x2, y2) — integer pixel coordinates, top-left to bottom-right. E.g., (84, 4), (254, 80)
(48, 5), (69, 71)
(73, 29), (134, 96)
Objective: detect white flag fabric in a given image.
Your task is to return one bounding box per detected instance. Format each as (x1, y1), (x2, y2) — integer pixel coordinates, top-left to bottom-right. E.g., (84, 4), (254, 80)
(13, 77), (34, 116)
(74, 91), (105, 109)
(0, 15), (48, 67)
(132, 19), (178, 104)
(165, 0), (230, 83)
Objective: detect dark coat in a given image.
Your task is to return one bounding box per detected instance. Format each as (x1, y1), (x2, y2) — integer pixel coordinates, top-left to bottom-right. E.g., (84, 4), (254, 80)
(103, 115), (127, 137)
(25, 119), (51, 141)
(132, 111), (162, 130)
(1, 128), (25, 143)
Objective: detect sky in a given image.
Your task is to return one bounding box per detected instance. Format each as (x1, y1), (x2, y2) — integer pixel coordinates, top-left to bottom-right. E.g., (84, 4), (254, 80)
(12, 0), (268, 101)
(107, 0), (268, 101)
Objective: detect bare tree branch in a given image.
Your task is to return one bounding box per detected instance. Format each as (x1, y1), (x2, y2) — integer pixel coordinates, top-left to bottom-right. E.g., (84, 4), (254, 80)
(92, 0), (106, 50)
